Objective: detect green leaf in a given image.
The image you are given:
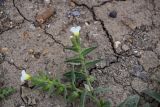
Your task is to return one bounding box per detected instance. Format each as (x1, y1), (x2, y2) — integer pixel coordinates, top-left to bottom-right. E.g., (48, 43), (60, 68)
(48, 81), (55, 96)
(143, 103), (150, 107)
(71, 71), (76, 83)
(63, 86), (67, 102)
(0, 87), (16, 100)
(65, 56), (82, 64)
(80, 90), (87, 107)
(81, 46), (97, 56)
(94, 87), (111, 94)
(118, 95), (140, 107)
(68, 91), (79, 102)
(64, 71), (86, 80)
(65, 46), (78, 52)
(85, 59), (101, 69)
(71, 71), (77, 90)
(143, 89), (160, 102)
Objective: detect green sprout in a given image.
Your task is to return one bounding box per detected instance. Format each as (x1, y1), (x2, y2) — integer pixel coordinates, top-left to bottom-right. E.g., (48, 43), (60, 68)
(0, 87), (15, 100)
(22, 26), (111, 107)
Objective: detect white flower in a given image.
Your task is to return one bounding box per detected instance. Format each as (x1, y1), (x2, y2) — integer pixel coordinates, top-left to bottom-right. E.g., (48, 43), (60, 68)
(20, 70), (31, 83)
(70, 26), (81, 36)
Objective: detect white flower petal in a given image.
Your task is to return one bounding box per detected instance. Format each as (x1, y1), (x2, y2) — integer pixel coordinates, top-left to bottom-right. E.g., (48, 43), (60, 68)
(20, 70), (30, 82)
(21, 70), (26, 82)
(21, 76), (25, 83)
(70, 26), (81, 33)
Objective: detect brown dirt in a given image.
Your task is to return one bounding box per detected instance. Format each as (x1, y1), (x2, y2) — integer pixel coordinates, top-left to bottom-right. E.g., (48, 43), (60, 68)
(0, 0), (160, 107)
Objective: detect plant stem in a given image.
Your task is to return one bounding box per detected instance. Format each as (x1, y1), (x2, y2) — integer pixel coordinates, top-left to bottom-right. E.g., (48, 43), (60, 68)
(78, 47), (92, 91)
(71, 65), (77, 90)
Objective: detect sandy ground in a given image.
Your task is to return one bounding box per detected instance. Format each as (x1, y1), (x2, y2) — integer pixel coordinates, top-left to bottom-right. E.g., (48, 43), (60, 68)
(0, 0), (160, 107)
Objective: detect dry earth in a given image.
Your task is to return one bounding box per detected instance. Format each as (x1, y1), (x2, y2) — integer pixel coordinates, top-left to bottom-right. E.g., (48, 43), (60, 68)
(0, 0), (160, 107)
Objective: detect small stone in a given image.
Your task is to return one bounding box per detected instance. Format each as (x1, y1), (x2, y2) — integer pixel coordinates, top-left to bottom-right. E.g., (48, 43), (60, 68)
(133, 65), (143, 72)
(133, 50), (142, 57)
(36, 7), (54, 24)
(69, 1), (75, 7)
(24, 58), (28, 62)
(44, 0), (50, 4)
(28, 49), (34, 54)
(37, 34), (41, 37)
(0, 47), (9, 53)
(121, 44), (130, 51)
(97, 59), (106, 68)
(10, 59), (14, 64)
(139, 51), (159, 71)
(115, 41), (121, 48)
(42, 49), (48, 56)
(22, 31), (30, 39)
(29, 24), (36, 30)
(34, 52), (41, 59)
(109, 10), (117, 18)
(130, 65), (149, 81)
(131, 78), (148, 93)
(46, 24), (50, 28)
(9, 21), (13, 28)
(67, 9), (80, 17)
(85, 22), (90, 26)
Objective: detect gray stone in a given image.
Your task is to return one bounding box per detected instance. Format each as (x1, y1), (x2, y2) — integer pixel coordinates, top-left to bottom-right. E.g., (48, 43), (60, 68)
(121, 44), (130, 51)
(67, 9), (80, 17)
(133, 65), (143, 73)
(139, 51), (159, 71)
(131, 78), (148, 93)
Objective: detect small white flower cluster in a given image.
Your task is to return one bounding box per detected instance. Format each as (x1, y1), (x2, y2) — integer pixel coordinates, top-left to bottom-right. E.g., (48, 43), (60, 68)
(70, 26), (81, 37)
(20, 70), (31, 83)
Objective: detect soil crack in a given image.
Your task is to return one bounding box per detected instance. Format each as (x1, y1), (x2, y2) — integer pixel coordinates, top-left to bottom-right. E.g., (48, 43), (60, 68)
(43, 28), (65, 48)
(12, 0), (34, 23)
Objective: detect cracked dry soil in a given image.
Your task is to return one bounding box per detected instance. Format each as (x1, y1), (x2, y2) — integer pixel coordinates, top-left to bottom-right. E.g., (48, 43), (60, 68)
(0, 0), (160, 107)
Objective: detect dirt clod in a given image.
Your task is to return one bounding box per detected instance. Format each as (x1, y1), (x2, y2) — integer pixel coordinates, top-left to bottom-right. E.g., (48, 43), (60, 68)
(109, 10), (117, 18)
(36, 7), (54, 24)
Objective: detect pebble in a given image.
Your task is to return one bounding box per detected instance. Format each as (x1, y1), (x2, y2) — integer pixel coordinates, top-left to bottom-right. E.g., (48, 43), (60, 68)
(69, 1), (76, 7)
(131, 64), (149, 81)
(67, 9), (80, 17)
(115, 41), (121, 48)
(133, 65), (143, 73)
(0, 47), (9, 53)
(109, 10), (117, 18)
(133, 50), (141, 57)
(29, 24), (36, 30)
(36, 7), (54, 24)
(131, 78), (148, 93)
(28, 49), (34, 54)
(34, 52), (41, 59)
(121, 44), (130, 51)
(44, 0), (50, 4)
(10, 59), (14, 63)
(139, 51), (159, 71)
